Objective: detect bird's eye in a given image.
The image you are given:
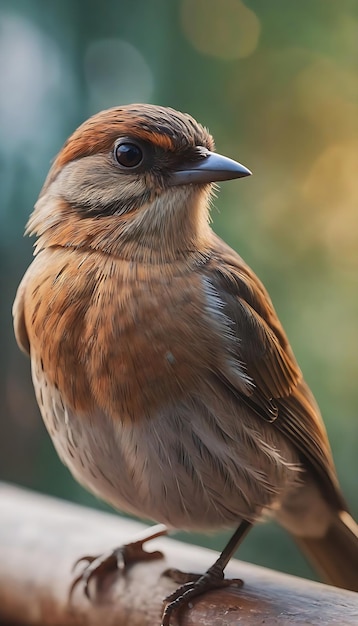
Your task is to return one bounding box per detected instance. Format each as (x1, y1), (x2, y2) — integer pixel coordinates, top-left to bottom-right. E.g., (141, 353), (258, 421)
(114, 142), (143, 168)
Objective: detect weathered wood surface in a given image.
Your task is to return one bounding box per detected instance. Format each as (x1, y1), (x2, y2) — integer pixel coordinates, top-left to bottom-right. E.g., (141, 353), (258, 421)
(0, 482), (357, 625)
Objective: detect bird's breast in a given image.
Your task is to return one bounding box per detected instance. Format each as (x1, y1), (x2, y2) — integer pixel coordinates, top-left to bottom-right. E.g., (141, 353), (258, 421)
(23, 248), (242, 424)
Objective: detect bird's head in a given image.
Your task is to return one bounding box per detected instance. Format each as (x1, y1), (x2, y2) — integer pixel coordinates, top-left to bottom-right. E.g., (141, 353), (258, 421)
(28, 104), (251, 262)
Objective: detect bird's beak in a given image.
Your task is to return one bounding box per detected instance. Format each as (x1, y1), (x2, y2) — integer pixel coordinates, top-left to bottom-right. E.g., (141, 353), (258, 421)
(168, 150), (252, 186)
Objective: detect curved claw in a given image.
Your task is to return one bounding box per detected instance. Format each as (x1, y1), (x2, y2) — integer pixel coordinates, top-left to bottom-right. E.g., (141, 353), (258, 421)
(69, 532), (166, 604)
(69, 550), (121, 602)
(72, 554), (97, 572)
(69, 568), (91, 601)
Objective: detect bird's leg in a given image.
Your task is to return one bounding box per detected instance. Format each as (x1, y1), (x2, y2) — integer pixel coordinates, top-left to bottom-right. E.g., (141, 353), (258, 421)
(161, 520), (252, 626)
(69, 523), (167, 600)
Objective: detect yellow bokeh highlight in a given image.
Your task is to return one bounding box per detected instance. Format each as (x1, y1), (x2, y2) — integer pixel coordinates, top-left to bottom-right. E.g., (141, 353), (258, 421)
(294, 57), (358, 143)
(180, 0), (260, 60)
(303, 140), (358, 262)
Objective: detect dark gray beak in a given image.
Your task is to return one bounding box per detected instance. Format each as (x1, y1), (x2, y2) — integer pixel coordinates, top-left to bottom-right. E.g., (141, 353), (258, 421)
(168, 149), (252, 186)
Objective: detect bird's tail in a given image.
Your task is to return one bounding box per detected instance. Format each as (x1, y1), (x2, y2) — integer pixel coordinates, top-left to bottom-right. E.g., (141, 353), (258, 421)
(296, 511), (358, 592)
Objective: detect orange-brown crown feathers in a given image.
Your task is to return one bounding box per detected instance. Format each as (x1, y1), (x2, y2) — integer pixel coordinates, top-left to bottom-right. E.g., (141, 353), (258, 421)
(50, 104), (214, 182)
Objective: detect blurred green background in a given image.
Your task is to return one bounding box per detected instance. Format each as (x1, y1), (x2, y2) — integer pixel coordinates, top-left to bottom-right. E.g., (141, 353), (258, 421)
(1, 0), (357, 583)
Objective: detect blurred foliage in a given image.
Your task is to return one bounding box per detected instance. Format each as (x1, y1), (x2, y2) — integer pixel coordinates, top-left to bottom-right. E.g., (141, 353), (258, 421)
(1, 0), (357, 583)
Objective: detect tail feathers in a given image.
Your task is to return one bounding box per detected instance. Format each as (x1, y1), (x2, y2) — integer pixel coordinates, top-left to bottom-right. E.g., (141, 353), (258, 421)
(297, 511), (358, 592)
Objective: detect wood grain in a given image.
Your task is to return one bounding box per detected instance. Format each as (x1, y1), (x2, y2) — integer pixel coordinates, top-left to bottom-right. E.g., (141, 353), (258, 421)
(0, 482), (357, 625)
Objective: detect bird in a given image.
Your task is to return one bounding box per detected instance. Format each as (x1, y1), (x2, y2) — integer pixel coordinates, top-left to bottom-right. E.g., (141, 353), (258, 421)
(13, 104), (358, 625)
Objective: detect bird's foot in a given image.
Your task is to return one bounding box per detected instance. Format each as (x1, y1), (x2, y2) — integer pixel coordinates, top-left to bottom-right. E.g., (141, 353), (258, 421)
(161, 564), (243, 626)
(69, 524), (167, 600)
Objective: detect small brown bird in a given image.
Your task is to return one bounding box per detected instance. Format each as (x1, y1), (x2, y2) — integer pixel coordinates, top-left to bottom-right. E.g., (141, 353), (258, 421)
(13, 104), (358, 624)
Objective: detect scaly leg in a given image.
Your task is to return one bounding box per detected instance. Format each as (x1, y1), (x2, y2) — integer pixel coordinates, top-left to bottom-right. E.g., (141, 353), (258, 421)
(161, 520), (253, 626)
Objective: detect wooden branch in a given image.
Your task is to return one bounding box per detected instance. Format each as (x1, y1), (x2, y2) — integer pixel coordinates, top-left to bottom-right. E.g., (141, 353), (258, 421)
(0, 483), (357, 625)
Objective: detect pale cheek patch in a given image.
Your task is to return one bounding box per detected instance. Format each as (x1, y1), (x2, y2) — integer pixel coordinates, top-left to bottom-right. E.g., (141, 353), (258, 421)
(55, 156), (151, 215)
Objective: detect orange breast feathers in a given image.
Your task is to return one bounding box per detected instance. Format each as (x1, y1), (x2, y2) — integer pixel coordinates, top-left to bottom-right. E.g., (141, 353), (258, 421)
(15, 247), (248, 424)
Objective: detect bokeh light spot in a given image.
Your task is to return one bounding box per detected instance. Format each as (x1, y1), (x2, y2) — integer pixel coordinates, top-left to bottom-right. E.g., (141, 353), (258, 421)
(0, 13), (66, 147)
(303, 140), (358, 264)
(0, 12), (75, 222)
(180, 0), (260, 60)
(294, 57), (358, 144)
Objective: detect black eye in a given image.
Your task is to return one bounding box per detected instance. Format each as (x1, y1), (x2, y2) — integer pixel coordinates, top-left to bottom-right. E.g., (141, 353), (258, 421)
(114, 142), (143, 168)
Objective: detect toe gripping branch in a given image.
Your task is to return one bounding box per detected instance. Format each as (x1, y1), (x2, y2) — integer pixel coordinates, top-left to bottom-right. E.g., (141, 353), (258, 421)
(69, 523), (167, 600)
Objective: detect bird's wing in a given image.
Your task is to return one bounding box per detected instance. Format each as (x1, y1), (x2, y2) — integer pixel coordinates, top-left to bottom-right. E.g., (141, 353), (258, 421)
(202, 235), (345, 510)
(13, 271), (31, 356)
